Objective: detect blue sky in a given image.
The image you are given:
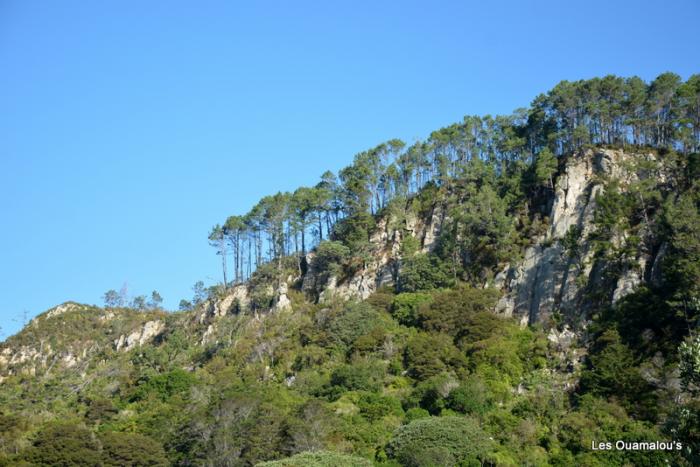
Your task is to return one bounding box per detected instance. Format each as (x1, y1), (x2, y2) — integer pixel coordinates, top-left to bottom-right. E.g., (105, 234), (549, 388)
(1, 0), (698, 337)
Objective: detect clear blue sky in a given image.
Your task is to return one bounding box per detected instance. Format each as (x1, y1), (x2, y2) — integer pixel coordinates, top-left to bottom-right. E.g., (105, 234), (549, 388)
(1, 0), (697, 338)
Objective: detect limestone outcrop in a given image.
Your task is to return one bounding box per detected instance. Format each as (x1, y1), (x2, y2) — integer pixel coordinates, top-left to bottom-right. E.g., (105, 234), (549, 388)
(114, 320), (165, 351)
(495, 148), (663, 326)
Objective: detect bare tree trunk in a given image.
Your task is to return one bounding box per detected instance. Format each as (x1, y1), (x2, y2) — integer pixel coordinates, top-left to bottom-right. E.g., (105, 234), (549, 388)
(221, 241), (228, 289)
(247, 236), (252, 279)
(301, 224), (306, 255)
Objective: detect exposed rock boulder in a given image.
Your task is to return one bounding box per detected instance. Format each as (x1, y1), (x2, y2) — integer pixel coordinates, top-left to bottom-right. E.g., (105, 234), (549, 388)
(496, 148), (659, 326)
(114, 320), (165, 351)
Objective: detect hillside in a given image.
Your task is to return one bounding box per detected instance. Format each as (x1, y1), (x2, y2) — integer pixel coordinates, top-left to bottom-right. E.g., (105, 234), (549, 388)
(1, 73), (699, 466)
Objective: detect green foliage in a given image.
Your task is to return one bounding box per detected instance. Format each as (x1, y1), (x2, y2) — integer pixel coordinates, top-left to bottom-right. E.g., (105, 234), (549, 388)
(356, 392), (403, 421)
(679, 335), (700, 394)
(312, 240), (350, 279)
(84, 398), (118, 424)
(256, 450), (372, 467)
(100, 431), (168, 467)
(398, 253), (454, 292)
(467, 324), (543, 401)
(404, 333), (467, 381)
(130, 368), (196, 402)
(7, 72), (700, 467)
(404, 407), (430, 422)
(446, 377), (492, 416)
(406, 373), (460, 415)
(534, 147), (557, 188)
(22, 422), (102, 466)
(443, 184), (515, 277)
(415, 286), (500, 342)
(557, 395), (677, 466)
(386, 416), (492, 467)
(365, 288), (395, 313)
(662, 190), (700, 302)
(391, 292), (433, 327)
(323, 302), (393, 349)
(561, 224), (582, 258)
(579, 329), (657, 419)
(328, 362), (384, 395)
(399, 234), (420, 257)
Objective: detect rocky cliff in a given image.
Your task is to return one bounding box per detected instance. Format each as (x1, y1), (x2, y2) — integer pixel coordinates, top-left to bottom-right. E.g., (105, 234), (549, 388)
(0, 148), (673, 378)
(292, 148), (667, 329)
(495, 148), (668, 326)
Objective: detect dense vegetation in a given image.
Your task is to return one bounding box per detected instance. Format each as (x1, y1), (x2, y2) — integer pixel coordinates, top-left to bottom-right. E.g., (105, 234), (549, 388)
(0, 73), (699, 466)
(205, 72), (699, 290)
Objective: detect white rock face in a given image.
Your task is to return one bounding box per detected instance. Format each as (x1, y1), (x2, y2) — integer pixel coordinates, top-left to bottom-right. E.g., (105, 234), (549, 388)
(317, 204), (442, 302)
(45, 302), (83, 319)
(272, 282), (292, 312)
(197, 284), (249, 324)
(547, 326), (577, 350)
(612, 255), (648, 303)
(114, 320), (165, 351)
(495, 148), (657, 326)
(61, 353), (77, 368)
(0, 348), (14, 367)
(201, 324), (215, 345)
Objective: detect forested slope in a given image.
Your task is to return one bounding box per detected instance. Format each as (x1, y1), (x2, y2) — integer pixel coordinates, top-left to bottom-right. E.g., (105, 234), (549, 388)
(1, 72), (699, 466)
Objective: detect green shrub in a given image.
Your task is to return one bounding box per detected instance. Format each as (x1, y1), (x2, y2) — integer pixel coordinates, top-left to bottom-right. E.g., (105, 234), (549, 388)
(398, 254), (455, 292)
(404, 407), (431, 423)
(313, 241), (351, 279)
(131, 368), (196, 402)
(256, 450), (372, 466)
(100, 431), (168, 467)
(357, 392), (403, 421)
(416, 286), (500, 342)
(366, 287), (395, 312)
(446, 377), (492, 416)
(328, 362), (384, 395)
(391, 292), (433, 327)
(351, 327), (386, 355)
(400, 235), (420, 257)
(325, 302), (392, 349)
(404, 333), (467, 381)
(22, 422), (102, 467)
(406, 373), (460, 415)
(385, 416), (491, 466)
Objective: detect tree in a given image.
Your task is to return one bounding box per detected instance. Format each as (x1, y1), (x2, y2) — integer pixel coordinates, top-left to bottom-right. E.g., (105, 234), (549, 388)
(147, 290), (163, 310)
(209, 224), (228, 289)
(291, 187), (316, 255)
(130, 295), (147, 311)
(680, 335), (700, 395)
(315, 171), (339, 236)
(678, 74), (700, 153)
(646, 72), (681, 147)
(257, 451), (372, 467)
(398, 254), (454, 292)
(192, 281), (207, 305)
(416, 286), (501, 342)
(385, 416), (492, 467)
(259, 192), (291, 270)
(391, 292), (433, 327)
(447, 184), (513, 277)
(100, 431), (168, 467)
(103, 289), (121, 308)
(579, 329), (656, 418)
(534, 147), (557, 190)
(22, 422), (102, 466)
(404, 332), (467, 380)
(623, 76), (648, 145)
(224, 215), (246, 283)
